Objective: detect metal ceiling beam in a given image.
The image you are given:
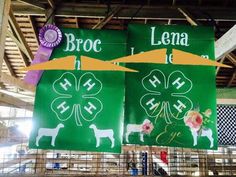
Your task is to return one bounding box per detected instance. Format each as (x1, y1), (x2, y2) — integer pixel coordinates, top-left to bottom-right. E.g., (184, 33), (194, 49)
(217, 98), (236, 105)
(215, 25), (236, 60)
(16, 0), (45, 10)
(11, 4), (236, 21)
(215, 29), (236, 75)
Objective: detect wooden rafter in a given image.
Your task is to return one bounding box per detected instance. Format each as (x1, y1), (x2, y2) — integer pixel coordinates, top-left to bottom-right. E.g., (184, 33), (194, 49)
(172, 0), (176, 5)
(16, 0), (45, 10)
(227, 70), (236, 87)
(0, 0), (11, 76)
(46, 8), (55, 24)
(226, 53), (236, 66)
(75, 17), (79, 28)
(216, 56), (226, 75)
(3, 54), (16, 77)
(8, 8), (34, 61)
(93, 6), (121, 29)
(19, 48), (30, 67)
(0, 89), (34, 102)
(47, 0), (54, 9)
(0, 92), (33, 111)
(11, 3), (236, 22)
(0, 82), (6, 90)
(177, 8), (200, 26)
(0, 73), (35, 92)
(28, 15), (39, 46)
(6, 30), (27, 56)
(6, 30), (30, 66)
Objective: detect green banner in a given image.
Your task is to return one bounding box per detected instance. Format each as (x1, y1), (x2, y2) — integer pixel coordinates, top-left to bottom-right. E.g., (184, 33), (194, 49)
(29, 28), (126, 153)
(124, 24), (218, 149)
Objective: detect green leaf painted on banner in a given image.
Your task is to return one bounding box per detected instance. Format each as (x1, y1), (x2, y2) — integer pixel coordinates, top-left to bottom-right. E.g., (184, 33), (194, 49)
(140, 69), (193, 124)
(51, 72), (103, 126)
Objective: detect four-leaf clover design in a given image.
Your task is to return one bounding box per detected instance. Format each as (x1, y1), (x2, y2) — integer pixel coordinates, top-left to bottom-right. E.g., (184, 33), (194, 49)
(140, 69), (193, 124)
(51, 72), (103, 126)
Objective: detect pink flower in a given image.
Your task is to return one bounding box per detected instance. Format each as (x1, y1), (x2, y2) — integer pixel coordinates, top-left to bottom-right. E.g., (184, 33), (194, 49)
(184, 111), (203, 130)
(142, 122), (154, 134)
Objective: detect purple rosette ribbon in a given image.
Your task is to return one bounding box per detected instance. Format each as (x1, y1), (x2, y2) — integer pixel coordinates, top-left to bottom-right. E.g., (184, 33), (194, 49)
(24, 24), (62, 85)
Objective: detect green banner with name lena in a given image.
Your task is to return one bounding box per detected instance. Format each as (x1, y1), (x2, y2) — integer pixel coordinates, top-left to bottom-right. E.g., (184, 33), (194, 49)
(124, 24), (218, 149)
(29, 28), (126, 153)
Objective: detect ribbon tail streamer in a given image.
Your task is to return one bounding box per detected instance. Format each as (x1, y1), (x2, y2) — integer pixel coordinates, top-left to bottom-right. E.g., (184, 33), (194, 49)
(22, 56), (76, 71)
(81, 56), (138, 72)
(24, 46), (53, 85)
(172, 49), (232, 68)
(110, 49), (167, 64)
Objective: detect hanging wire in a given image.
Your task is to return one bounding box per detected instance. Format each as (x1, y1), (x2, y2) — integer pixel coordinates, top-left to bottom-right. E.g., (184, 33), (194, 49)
(199, 10), (221, 34)
(106, 0), (111, 15)
(125, 0), (145, 25)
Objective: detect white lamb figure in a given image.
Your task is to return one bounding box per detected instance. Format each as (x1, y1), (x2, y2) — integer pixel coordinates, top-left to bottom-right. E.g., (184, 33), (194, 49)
(36, 123), (64, 147)
(89, 124), (115, 148)
(190, 128), (214, 148)
(125, 119), (150, 143)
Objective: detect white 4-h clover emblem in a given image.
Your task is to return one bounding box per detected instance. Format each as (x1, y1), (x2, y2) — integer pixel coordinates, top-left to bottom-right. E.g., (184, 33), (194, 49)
(51, 72), (103, 126)
(140, 69), (193, 124)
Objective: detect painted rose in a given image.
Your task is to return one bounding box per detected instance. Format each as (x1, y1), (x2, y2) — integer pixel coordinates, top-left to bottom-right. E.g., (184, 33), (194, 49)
(142, 122), (154, 134)
(184, 111), (203, 130)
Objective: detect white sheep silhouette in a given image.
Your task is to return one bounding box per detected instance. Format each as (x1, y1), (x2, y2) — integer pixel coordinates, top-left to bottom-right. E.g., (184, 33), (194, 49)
(189, 128), (214, 148)
(36, 123), (64, 147)
(89, 124), (115, 148)
(125, 119), (150, 143)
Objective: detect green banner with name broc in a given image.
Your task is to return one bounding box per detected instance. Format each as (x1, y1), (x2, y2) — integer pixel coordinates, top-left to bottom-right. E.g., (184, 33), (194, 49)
(124, 24), (218, 149)
(29, 28), (126, 153)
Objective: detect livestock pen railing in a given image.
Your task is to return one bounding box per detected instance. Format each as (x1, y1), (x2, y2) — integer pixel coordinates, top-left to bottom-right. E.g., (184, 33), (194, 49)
(0, 145), (236, 176)
(0, 106), (236, 176)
